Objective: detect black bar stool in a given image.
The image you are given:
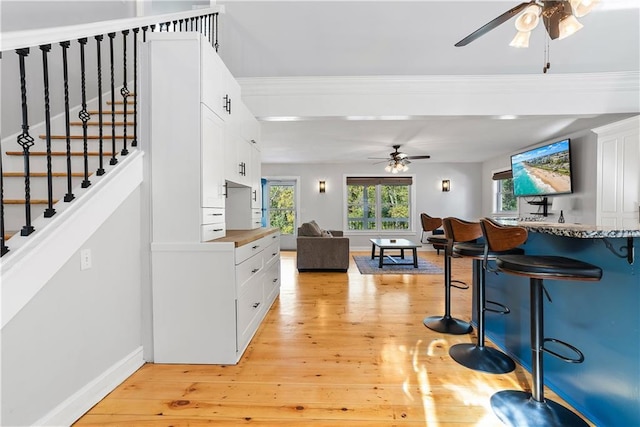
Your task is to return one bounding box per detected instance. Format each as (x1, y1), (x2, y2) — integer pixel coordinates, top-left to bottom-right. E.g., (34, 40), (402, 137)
(423, 217), (473, 335)
(448, 217), (520, 374)
(480, 218), (602, 427)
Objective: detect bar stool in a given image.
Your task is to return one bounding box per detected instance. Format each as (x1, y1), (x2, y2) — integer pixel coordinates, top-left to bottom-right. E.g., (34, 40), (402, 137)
(448, 217), (520, 374)
(423, 217), (472, 335)
(420, 213), (447, 255)
(480, 218), (602, 427)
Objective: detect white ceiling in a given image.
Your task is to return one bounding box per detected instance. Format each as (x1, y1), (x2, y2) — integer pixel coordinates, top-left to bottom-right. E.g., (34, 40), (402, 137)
(217, 1), (640, 164)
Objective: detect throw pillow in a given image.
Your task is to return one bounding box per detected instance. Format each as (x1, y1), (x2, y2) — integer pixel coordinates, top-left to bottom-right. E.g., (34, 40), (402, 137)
(300, 222), (322, 237)
(321, 230), (333, 238)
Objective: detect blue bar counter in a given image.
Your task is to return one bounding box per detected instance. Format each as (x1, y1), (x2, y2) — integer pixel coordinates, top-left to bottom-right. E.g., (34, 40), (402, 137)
(483, 222), (640, 426)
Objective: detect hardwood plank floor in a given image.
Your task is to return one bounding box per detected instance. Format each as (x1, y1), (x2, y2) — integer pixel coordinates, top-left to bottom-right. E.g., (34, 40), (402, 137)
(75, 251), (593, 426)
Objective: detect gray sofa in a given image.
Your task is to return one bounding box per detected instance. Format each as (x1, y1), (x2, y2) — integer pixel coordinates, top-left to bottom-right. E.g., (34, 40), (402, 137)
(296, 223), (349, 272)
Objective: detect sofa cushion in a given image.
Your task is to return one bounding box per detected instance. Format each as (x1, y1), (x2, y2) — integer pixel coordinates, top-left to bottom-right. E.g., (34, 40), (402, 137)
(300, 221), (322, 237)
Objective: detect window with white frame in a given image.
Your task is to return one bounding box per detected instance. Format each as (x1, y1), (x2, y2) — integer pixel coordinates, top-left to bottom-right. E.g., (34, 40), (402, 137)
(346, 176), (412, 231)
(492, 170), (517, 214)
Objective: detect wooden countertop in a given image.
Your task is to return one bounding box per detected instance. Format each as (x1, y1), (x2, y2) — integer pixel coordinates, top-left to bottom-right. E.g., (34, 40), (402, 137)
(209, 228), (280, 247)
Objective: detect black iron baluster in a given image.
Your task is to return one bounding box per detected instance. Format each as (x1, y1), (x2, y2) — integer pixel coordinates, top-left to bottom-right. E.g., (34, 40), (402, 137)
(0, 137), (7, 256)
(179, 19), (184, 31)
(142, 26), (148, 42)
(0, 53), (7, 255)
(190, 17), (194, 31)
(95, 35), (105, 176)
(40, 44), (55, 217)
(150, 24), (156, 33)
(159, 22), (164, 32)
(199, 16), (204, 35)
(208, 14), (213, 43)
(173, 20), (177, 32)
(214, 13), (219, 51)
(60, 41), (75, 201)
(165, 21), (171, 32)
(16, 48), (35, 236)
(120, 30), (130, 156)
(78, 38), (91, 188)
(108, 32), (117, 166)
(132, 28), (139, 147)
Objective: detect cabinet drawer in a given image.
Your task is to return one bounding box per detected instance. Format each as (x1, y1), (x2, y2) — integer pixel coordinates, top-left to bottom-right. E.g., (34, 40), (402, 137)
(236, 253), (263, 294)
(264, 260), (280, 305)
(236, 275), (264, 352)
(201, 208), (225, 225)
(236, 239), (265, 265)
(264, 240), (280, 267)
(201, 224), (225, 242)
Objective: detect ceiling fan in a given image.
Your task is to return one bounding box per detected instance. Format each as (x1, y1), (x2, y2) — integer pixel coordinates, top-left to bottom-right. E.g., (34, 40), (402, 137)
(369, 145), (431, 173)
(454, 0), (600, 48)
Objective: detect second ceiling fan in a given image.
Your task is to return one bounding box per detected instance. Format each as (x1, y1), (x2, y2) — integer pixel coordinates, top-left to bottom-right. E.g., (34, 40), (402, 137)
(454, 0), (600, 48)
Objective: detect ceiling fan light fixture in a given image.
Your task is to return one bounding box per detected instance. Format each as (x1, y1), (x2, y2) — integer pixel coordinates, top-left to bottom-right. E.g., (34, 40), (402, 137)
(558, 14), (584, 40)
(515, 4), (542, 32)
(509, 30), (531, 48)
(570, 0), (600, 17)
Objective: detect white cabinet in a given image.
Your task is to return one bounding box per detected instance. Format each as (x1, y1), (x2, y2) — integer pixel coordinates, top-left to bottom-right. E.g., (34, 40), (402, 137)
(594, 116), (640, 228)
(151, 230), (280, 365)
(146, 33), (226, 243)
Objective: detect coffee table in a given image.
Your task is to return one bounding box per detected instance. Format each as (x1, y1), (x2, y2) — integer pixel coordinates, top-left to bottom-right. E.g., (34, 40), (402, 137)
(370, 238), (421, 268)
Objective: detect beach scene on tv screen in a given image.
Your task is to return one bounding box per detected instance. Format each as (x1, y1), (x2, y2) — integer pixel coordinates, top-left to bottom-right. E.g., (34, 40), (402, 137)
(512, 140), (572, 196)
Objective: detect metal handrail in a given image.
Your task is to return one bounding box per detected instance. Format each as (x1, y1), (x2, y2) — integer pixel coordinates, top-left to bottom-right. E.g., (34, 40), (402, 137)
(0, 7), (222, 53)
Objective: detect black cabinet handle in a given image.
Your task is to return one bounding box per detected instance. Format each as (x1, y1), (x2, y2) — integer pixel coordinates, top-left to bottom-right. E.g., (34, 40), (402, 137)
(252, 245), (260, 250)
(252, 302), (260, 309)
(251, 268), (259, 273)
(212, 228), (223, 232)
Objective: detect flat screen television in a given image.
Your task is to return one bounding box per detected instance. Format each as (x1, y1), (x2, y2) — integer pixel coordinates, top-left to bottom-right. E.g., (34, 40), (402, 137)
(510, 138), (573, 197)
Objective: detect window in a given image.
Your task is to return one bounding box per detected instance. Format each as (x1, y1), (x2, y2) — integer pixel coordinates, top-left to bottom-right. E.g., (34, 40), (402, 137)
(492, 170), (516, 214)
(267, 181), (296, 235)
(346, 177), (412, 231)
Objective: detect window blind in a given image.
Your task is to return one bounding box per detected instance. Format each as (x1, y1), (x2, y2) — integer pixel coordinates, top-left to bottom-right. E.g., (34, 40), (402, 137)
(346, 176), (413, 186)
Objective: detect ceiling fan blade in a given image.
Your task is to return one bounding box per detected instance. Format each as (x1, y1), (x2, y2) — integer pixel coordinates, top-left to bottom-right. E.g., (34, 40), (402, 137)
(454, 1), (534, 47)
(406, 155), (431, 160)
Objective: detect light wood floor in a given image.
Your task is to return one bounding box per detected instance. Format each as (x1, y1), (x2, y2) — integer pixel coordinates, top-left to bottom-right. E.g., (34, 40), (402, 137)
(75, 251), (592, 426)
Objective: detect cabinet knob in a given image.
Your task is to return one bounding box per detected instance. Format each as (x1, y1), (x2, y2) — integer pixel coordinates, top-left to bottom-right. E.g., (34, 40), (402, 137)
(272, 278), (278, 283)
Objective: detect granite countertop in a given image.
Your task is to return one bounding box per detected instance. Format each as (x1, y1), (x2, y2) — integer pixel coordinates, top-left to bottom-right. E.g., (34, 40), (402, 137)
(210, 227), (280, 247)
(497, 220), (640, 239)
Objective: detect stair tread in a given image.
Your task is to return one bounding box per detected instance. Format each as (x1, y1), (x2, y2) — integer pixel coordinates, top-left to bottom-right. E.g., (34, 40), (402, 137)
(6, 151), (116, 156)
(3, 172), (90, 177)
(69, 121), (134, 126)
(2, 199), (59, 204)
(38, 135), (134, 140)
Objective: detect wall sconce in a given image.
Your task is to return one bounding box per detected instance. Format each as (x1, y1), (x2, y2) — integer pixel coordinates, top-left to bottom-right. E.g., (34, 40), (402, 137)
(319, 180), (326, 193)
(442, 180), (450, 192)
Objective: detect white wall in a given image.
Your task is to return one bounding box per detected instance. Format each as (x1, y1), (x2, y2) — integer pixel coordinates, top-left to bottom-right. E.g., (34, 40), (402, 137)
(0, 189), (143, 426)
(482, 128), (598, 224)
(263, 161), (483, 249)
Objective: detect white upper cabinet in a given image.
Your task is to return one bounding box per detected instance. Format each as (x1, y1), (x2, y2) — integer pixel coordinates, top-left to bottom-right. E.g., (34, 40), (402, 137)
(594, 116), (640, 228)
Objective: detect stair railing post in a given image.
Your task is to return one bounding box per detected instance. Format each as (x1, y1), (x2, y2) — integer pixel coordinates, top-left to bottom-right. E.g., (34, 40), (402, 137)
(40, 43), (56, 217)
(60, 41), (76, 201)
(108, 32), (118, 166)
(132, 28), (139, 147)
(95, 35), (105, 176)
(15, 48), (36, 236)
(78, 37), (91, 188)
(120, 30), (130, 156)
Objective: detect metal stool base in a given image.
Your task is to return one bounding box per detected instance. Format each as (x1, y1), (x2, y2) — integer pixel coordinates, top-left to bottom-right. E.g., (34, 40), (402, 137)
(423, 315), (472, 335)
(491, 390), (588, 427)
(449, 343), (516, 374)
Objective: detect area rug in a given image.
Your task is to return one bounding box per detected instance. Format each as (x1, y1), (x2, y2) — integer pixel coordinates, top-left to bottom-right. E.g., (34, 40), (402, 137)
(353, 255), (443, 275)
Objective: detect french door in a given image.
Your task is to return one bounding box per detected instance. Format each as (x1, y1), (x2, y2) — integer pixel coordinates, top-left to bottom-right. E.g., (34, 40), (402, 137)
(266, 179), (298, 250)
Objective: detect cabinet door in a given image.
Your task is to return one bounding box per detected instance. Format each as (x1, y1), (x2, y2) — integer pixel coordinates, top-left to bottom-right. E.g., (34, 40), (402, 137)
(201, 105), (226, 208)
(251, 142), (262, 209)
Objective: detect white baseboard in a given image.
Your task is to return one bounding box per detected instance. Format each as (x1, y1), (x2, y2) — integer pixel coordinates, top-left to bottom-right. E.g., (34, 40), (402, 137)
(34, 346), (145, 427)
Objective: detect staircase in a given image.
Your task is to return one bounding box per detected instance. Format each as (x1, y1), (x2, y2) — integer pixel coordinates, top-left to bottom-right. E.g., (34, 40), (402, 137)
(2, 96), (136, 246)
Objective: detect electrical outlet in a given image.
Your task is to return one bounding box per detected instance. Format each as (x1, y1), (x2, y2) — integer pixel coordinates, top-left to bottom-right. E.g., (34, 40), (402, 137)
(80, 249), (92, 270)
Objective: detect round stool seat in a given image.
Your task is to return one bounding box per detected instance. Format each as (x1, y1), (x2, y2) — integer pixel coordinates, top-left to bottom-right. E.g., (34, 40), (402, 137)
(496, 255), (602, 281)
(453, 242), (524, 259)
